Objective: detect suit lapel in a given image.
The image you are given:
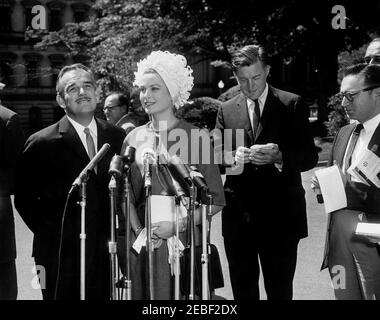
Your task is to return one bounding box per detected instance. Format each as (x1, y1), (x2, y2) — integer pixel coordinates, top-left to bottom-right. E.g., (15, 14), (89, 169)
(336, 125), (355, 168)
(254, 86), (279, 143)
(368, 122), (380, 155)
(58, 116), (89, 164)
(236, 94), (254, 145)
(95, 118), (114, 176)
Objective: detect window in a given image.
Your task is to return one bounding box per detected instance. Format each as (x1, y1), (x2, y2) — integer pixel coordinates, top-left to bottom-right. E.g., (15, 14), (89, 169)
(24, 53), (42, 88)
(47, 1), (65, 31)
(50, 9), (62, 31)
(0, 60), (12, 85)
(27, 60), (39, 87)
(71, 3), (90, 23)
(0, 3), (11, 32)
(49, 54), (65, 86)
(23, 0), (42, 30)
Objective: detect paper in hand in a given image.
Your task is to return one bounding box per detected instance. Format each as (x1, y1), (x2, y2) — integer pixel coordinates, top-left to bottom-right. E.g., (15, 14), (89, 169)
(348, 147), (380, 188)
(250, 143), (279, 154)
(315, 164), (347, 214)
(355, 222), (380, 238)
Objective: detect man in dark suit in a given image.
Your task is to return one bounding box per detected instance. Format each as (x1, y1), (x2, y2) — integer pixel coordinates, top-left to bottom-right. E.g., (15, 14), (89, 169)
(214, 45), (318, 300)
(0, 103), (25, 300)
(365, 38), (380, 65)
(103, 92), (138, 136)
(14, 64), (125, 300)
(316, 63), (380, 299)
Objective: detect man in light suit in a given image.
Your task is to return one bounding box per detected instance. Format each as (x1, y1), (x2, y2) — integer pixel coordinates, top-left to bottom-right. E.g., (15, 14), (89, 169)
(14, 64), (125, 300)
(0, 103), (25, 300)
(214, 45), (318, 300)
(317, 63), (380, 299)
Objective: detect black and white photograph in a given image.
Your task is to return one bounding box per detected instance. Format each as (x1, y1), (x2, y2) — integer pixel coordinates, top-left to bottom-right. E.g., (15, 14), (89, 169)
(1, 0), (380, 307)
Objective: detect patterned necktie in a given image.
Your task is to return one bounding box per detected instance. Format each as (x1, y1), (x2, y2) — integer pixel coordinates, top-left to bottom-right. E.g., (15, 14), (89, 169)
(344, 123), (364, 172)
(252, 99), (261, 137)
(84, 127), (96, 172)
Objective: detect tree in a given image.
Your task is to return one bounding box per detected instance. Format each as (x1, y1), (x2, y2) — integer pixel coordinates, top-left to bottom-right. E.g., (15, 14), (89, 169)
(28, 0), (380, 114)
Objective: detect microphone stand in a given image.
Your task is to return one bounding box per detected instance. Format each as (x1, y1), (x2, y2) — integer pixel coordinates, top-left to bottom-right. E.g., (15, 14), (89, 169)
(144, 163), (154, 300)
(188, 185), (197, 300)
(79, 175), (89, 300)
(108, 176), (118, 300)
(122, 167), (132, 300)
(174, 196), (181, 300)
(201, 193), (213, 300)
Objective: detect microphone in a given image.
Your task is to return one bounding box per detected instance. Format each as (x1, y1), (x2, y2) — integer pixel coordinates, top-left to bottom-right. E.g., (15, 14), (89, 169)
(69, 143), (111, 194)
(157, 163), (188, 208)
(123, 146), (136, 167)
(168, 155), (209, 192)
(108, 154), (124, 178)
(143, 149), (155, 190)
(187, 165), (209, 192)
(166, 154), (192, 187)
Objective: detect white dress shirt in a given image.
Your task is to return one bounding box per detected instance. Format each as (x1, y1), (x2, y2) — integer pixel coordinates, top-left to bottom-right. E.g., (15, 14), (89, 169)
(344, 112), (380, 182)
(67, 116), (98, 156)
(246, 83), (269, 132)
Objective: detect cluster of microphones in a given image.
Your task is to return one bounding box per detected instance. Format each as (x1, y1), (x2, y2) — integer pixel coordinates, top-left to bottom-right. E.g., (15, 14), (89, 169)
(68, 143), (210, 201)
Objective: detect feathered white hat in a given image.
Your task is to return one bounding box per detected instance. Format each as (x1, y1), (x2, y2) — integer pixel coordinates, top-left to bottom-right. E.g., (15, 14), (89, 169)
(134, 51), (194, 109)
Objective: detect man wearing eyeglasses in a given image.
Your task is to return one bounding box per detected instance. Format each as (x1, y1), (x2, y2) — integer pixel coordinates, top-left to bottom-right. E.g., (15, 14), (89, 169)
(365, 38), (380, 65)
(14, 64), (126, 300)
(315, 63), (380, 299)
(103, 92), (137, 135)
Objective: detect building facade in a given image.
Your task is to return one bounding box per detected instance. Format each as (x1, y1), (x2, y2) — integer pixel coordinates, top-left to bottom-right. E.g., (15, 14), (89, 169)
(0, 0), (94, 136)
(0, 0), (320, 136)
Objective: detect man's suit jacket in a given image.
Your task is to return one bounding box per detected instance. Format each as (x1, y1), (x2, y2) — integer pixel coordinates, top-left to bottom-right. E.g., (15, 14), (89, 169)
(14, 116), (125, 297)
(0, 106), (24, 263)
(215, 86), (318, 239)
(321, 122), (380, 269)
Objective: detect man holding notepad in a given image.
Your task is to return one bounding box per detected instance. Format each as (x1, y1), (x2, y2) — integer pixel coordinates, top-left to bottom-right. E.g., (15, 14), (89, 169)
(313, 63), (380, 300)
(214, 45), (318, 300)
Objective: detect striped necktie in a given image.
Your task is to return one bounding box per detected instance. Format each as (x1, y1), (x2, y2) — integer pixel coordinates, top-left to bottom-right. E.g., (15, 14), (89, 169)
(252, 99), (260, 137)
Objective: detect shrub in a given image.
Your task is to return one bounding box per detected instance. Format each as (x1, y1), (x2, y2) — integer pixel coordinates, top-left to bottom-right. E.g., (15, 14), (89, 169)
(175, 97), (222, 129)
(218, 85), (240, 102)
(324, 93), (349, 137)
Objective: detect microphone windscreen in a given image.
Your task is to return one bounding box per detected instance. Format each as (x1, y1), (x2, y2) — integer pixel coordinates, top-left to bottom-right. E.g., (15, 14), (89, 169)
(123, 146), (136, 166)
(108, 154), (124, 177)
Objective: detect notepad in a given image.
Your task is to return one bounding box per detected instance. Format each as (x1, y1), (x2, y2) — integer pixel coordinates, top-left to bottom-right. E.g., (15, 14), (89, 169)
(150, 195), (188, 223)
(315, 165), (347, 214)
(355, 222), (380, 238)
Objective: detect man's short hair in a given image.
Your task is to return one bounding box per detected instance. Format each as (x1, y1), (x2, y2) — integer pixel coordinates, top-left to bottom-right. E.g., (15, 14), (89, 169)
(107, 91), (130, 113)
(343, 63), (380, 87)
(231, 45), (269, 71)
(56, 63), (95, 97)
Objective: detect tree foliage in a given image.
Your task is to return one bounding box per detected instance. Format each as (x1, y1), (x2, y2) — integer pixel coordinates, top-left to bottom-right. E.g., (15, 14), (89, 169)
(175, 97), (221, 129)
(27, 0), (380, 106)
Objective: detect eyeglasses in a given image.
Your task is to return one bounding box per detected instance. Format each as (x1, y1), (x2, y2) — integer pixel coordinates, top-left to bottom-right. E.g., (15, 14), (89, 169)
(341, 84), (380, 102)
(103, 105), (122, 112)
(364, 54), (380, 64)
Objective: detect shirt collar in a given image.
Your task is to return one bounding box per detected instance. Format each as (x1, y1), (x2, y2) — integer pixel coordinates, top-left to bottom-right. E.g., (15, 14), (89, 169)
(362, 112), (380, 134)
(246, 83), (269, 108)
(67, 116), (97, 137)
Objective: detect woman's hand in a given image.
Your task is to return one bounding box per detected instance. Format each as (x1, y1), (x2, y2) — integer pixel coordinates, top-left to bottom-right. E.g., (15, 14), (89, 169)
(151, 221), (175, 240)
